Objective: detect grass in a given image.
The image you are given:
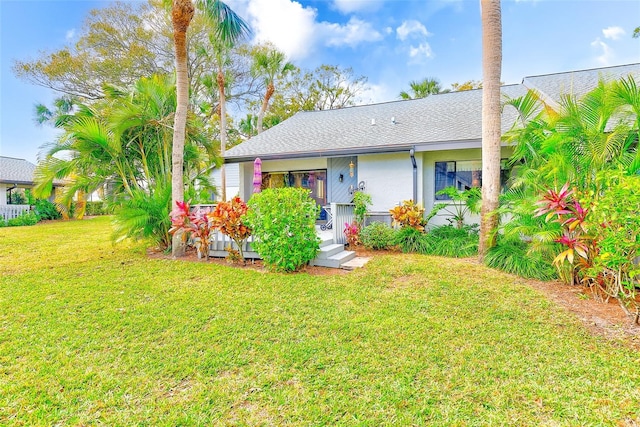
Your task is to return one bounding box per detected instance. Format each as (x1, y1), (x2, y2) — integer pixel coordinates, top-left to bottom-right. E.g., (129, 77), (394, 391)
(1, 217), (639, 425)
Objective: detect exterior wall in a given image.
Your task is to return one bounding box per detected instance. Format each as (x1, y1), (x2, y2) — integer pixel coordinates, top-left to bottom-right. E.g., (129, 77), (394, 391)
(358, 152), (414, 212)
(0, 184), (6, 205)
(328, 157), (358, 204)
(211, 163), (240, 201)
(260, 158), (328, 173)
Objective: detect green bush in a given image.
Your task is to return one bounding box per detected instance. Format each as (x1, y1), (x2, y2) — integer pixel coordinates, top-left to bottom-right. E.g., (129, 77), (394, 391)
(420, 225), (479, 258)
(485, 238), (557, 281)
(34, 199), (62, 220)
(394, 226), (425, 253)
(246, 188), (320, 272)
(360, 222), (396, 250)
(85, 201), (111, 216)
(7, 211), (39, 227)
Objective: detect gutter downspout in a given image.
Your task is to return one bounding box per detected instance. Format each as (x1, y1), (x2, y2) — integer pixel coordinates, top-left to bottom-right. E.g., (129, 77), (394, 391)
(409, 148), (417, 203)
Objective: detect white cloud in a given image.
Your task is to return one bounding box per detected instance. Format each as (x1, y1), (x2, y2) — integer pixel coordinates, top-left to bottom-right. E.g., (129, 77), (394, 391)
(332, 0), (383, 14)
(360, 82), (395, 104)
(322, 17), (383, 48)
(242, 0), (383, 61)
(65, 29), (76, 41)
(602, 26), (625, 40)
(396, 20), (431, 41)
(591, 37), (613, 66)
(408, 42), (433, 60)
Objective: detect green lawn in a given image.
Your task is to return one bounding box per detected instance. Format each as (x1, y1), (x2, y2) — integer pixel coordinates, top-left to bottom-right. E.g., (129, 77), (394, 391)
(1, 217), (638, 426)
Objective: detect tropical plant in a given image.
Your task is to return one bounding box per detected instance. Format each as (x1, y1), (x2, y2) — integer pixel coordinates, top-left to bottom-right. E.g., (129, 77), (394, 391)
(168, 200), (215, 259)
(485, 237), (557, 280)
(393, 226), (425, 253)
(33, 199), (62, 220)
(432, 186), (481, 229)
(479, 0), (503, 260)
(389, 200), (425, 231)
(419, 225), (479, 258)
(251, 45), (295, 134)
(399, 77), (448, 100)
(352, 191), (372, 229)
(344, 221), (360, 247)
(170, 0), (249, 256)
(360, 222), (396, 250)
(245, 188), (320, 272)
(209, 196), (252, 263)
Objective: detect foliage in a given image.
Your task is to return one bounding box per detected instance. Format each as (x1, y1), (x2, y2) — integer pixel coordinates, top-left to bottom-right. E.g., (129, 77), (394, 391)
(389, 200), (425, 231)
(3, 217), (640, 425)
(432, 186), (481, 228)
(6, 212), (39, 227)
(84, 201), (110, 216)
(399, 77), (448, 99)
(352, 191), (372, 228)
(393, 226), (425, 253)
(450, 80), (483, 91)
(360, 222), (396, 250)
(585, 171), (640, 317)
(209, 196), (252, 263)
(33, 199), (62, 220)
(343, 221), (360, 247)
(169, 201), (215, 259)
(486, 237), (557, 281)
(112, 185), (172, 250)
(419, 225), (479, 258)
(246, 188), (320, 272)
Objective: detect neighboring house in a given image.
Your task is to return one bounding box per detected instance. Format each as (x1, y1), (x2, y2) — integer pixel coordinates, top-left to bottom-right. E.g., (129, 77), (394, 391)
(0, 156), (40, 205)
(224, 63), (640, 227)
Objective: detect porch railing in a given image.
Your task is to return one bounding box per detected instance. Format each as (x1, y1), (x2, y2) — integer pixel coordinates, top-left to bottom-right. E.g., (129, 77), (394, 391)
(331, 202), (355, 244)
(208, 231), (260, 259)
(0, 205), (31, 221)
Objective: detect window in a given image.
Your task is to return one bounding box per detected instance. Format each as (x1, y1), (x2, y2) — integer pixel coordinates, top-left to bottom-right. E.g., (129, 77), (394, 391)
(435, 160), (509, 200)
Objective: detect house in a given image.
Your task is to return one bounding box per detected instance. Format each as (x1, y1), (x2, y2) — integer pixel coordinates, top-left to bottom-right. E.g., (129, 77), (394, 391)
(0, 156), (65, 221)
(224, 63), (640, 230)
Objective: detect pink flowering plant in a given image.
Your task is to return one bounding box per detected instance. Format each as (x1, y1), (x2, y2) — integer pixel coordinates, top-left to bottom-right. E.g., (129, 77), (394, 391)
(344, 221), (360, 247)
(169, 201), (215, 259)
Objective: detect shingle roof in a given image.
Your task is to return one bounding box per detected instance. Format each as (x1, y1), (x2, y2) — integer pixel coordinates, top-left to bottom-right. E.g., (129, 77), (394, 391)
(0, 156), (37, 185)
(225, 63), (640, 162)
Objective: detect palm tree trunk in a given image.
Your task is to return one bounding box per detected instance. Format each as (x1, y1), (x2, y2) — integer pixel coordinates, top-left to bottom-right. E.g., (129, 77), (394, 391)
(218, 68), (227, 201)
(478, 0), (502, 261)
(257, 82), (275, 134)
(171, 0), (194, 257)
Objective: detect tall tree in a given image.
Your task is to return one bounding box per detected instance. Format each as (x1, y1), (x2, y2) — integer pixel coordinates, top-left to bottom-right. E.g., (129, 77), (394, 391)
(251, 45), (295, 134)
(170, 0), (249, 256)
(478, 0), (503, 261)
(399, 77), (448, 100)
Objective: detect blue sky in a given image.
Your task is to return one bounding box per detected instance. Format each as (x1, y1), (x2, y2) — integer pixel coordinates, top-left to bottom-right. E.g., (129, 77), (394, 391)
(1, 0), (639, 164)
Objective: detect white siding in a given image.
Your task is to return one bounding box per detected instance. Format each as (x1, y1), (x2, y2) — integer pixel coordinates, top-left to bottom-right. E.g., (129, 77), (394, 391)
(358, 153), (414, 211)
(0, 184), (6, 205)
(211, 163), (240, 201)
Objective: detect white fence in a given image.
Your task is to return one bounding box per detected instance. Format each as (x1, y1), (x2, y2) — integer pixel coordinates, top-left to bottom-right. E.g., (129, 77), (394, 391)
(0, 205), (31, 221)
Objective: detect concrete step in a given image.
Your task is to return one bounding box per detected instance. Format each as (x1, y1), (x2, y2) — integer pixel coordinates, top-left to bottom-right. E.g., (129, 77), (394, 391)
(314, 243), (346, 259)
(340, 256), (372, 270)
(319, 236), (333, 248)
(310, 250), (356, 268)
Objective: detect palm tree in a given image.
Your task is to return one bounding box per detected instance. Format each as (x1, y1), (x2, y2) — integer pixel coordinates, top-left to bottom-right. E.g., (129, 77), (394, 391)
(478, 0), (502, 261)
(399, 78), (447, 100)
(252, 46), (295, 133)
(170, 0), (249, 256)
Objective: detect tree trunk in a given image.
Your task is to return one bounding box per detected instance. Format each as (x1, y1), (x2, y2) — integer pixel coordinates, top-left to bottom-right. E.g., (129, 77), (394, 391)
(257, 82), (275, 134)
(478, 0), (502, 261)
(171, 0), (194, 257)
(218, 68), (227, 201)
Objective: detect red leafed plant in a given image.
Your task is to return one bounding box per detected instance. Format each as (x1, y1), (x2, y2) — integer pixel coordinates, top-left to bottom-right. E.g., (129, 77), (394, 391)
(169, 201), (215, 260)
(344, 221), (360, 247)
(209, 196), (252, 263)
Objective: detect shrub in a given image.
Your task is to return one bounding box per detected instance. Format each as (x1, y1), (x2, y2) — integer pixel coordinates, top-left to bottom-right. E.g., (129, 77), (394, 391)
(85, 201), (111, 216)
(169, 201), (215, 259)
(112, 186), (172, 250)
(34, 199), (62, 220)
(352, 191), (372, 228)
(389, 200), (425, 231)
(7, 211), (39, 227)
(360, 221), (396, 250)
(246, 188), (320, 272)
(394, 226), (425, 253)
(486, 237), (557, 281)
(209, 197), (252, 263)
(420, 225), (478, 258)
(432, 186), (481, 228)
(343, 221), (360, 247)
